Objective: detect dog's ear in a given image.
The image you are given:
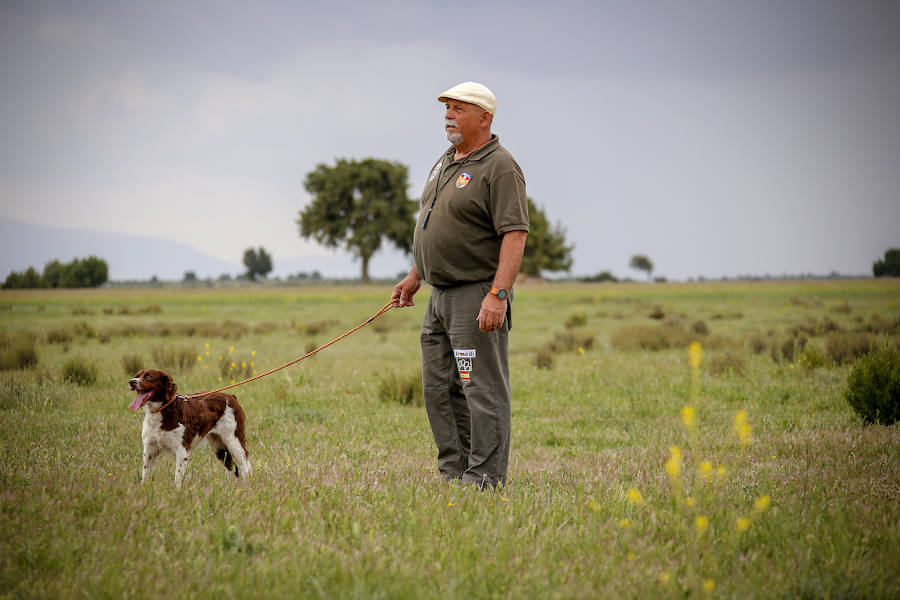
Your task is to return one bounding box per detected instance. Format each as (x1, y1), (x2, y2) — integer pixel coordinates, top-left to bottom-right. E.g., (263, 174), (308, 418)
(161, 372), (177, 399)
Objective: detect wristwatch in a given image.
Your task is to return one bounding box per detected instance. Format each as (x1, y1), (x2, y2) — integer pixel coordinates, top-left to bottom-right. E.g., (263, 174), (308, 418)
(490, 287), (508, 300)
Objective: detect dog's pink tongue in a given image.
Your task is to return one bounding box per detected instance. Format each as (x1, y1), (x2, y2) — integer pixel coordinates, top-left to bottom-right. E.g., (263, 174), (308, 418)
(129, 391), (151, 411)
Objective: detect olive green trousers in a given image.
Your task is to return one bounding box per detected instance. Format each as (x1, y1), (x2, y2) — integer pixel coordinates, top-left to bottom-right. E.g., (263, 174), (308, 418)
(420, 282), (512, 488)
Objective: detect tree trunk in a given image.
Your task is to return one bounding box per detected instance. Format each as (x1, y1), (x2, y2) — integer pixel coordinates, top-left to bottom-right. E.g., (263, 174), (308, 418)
(360, 253), (370, 284)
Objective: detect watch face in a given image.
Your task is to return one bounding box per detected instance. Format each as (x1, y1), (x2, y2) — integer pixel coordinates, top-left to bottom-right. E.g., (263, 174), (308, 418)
(496, 288), (508, 300)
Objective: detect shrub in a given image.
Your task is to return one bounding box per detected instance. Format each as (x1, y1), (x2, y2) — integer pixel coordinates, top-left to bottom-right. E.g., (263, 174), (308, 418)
(218, 350), (253, 381)
(564, 313), (588, 329)
(691, 320), (710, 336)
(826, 333), (876, 365)
(62, 357), (98, 385)
(748, 333), (768, 354)
(46, 329), (72, 344)
(708, 352), (746, 377)
(535, 347), (555, 370)
(771, 335), (807, 363)
(798, 345), (828, 370)
(376, 371), (422, 406)
(845, 346), (900, 424)
(648, 305), (666, 320)
(610, 324), (692, 352)
(549, 330), (594, 353)
(0, 338), (39, 370)
(122, 354), (144, 376)
(151, 345), (197, 371)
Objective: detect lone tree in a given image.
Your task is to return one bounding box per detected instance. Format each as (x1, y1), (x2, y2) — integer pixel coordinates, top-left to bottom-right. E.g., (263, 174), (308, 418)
(299, 158), (416, 283)
(243, 247), (273, 280)
(520, 197), (573, 277)
(873, 248), (900, 277)
(630, 254), (654, 281)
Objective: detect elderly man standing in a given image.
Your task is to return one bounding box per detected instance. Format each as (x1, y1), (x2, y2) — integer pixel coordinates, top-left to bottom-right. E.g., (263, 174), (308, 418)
(392, 82), (528, 489)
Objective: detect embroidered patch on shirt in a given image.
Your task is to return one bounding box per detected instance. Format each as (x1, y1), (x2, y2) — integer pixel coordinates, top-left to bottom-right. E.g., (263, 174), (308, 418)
(454, 349), (476, 358)
(427, 162), (442, 182)
(456, 172), (472, 188)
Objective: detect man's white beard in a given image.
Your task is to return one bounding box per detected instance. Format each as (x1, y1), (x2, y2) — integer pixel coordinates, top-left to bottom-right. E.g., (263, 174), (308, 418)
(447, 132), (464, 145)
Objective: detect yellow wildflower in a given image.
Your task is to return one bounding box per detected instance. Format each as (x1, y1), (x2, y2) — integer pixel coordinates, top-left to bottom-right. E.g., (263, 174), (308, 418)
(736, 516), (751, 532)
(447, 502), (453, 508)
(619, 518), (633, 529)
(251, 350), (256, 357)
(229, 345), (235, 353)
(626, 552), (636, 561)
(205, 342), (211, 349)
(665, 446), (682, 479)
(703, 579), (715, 593)
(753, 494), (771, 513)
(685, 496), (696, 507)
(627, 487), (645, 505)
(680, 405), (696, 428)
(196, 355), (203, 362)
(694, 514), (709, 534)
(733, 409), (752, 445)
(578, 347), (585, 356)
(699, 460), (713, 481)
(659, 571), (671, 584)
(689, 341), (703, 369)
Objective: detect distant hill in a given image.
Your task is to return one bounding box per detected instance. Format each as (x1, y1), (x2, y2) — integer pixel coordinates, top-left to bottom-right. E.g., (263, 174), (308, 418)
(0, 218), (411, 282)
(0, 218), (240, 281)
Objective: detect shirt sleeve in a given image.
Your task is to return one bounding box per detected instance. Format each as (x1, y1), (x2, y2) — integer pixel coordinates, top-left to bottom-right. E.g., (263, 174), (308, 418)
(489, 168), (529, 235)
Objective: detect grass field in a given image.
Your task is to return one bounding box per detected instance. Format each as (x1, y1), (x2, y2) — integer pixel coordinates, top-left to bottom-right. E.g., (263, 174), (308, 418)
(1, 279), (898, 598)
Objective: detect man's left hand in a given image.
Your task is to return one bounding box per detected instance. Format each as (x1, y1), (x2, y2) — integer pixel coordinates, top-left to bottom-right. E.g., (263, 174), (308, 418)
(477, 293), (506, 332)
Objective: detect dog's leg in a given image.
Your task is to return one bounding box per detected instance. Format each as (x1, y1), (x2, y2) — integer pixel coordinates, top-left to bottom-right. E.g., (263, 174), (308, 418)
(141, 446), (160, 484)
(173, 445), (190, 489)
(222, 433), (251, 480)
(208, 434), (235, 474)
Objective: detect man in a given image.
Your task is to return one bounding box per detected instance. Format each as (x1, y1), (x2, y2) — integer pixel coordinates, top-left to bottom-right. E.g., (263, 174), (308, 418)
(392, 81), (528, 489)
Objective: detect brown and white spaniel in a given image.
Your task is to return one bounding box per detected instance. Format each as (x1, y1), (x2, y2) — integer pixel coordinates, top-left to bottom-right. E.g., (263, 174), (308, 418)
(128, 369), (251, 488)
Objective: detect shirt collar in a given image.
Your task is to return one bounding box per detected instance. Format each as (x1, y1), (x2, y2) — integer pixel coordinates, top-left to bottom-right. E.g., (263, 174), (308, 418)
(445, 134), (500, 163)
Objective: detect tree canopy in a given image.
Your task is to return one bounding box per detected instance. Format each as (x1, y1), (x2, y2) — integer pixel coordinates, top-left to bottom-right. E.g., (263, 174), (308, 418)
(243, 247), (273, 280)
(630, 254), (654, 280)
(2, 256), (108, 289)
(298, 158), (416, 283)
(873, 248), (900, 277)
(520, 197), (574, 278)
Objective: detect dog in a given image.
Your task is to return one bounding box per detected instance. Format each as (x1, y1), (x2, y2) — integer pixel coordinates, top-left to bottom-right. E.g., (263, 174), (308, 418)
(128, 368), (251, 488)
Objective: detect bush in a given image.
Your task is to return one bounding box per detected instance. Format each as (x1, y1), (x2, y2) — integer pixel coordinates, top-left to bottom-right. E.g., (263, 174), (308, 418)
(691, 320), (710, 336)
(376, 371), (422, 406)
(826, 333), (876, 365)
(535, 347), (555, 370)
(845, 346), (900, 424)
(151, 345), (197, 372)
(122, 354), (144, 376)
(564, 313), (588, 329)
(610, 324), (692, 352)
(549, 330), (595, 353)
(0, 338), (39, 370)
(62, 357), (98, 385)
(708, 352), (746, 377)
(798, 345), (828, 370)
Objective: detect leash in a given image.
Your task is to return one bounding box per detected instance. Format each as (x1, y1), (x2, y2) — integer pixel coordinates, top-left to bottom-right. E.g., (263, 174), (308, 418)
(151, 299), (397, 413)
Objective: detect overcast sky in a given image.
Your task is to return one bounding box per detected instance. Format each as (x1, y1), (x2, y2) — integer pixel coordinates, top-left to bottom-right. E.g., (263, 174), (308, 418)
(1, 0), (899, 280)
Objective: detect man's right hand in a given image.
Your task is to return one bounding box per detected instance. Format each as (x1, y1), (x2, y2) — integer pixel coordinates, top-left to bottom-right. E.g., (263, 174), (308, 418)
(391, 269), (422, 307)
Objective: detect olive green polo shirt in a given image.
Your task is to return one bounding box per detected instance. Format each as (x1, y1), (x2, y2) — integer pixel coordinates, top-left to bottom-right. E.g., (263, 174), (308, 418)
(413, 135), (528, 288)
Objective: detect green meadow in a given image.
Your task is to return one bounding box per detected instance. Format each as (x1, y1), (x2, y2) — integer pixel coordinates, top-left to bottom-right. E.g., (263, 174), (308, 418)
(1, 280), (898, 598)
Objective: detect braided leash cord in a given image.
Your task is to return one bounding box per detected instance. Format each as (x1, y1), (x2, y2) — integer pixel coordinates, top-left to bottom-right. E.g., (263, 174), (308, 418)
(152, 299), (397, 412)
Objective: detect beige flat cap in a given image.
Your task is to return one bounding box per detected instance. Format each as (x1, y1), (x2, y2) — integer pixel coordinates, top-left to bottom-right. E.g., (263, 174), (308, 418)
(438, 81), (497, 115)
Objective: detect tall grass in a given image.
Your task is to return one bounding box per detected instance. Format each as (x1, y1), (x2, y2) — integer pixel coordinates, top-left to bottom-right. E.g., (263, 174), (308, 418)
(1, 280), (898, 598)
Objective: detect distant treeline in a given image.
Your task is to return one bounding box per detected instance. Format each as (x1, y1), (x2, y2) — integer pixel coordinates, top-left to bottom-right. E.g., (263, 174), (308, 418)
(2, 257), (109, 289)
